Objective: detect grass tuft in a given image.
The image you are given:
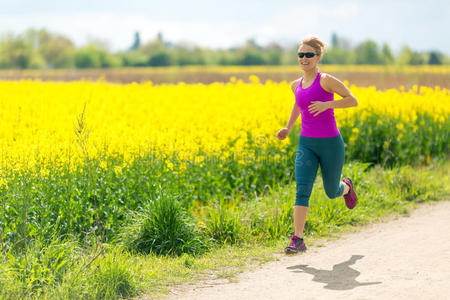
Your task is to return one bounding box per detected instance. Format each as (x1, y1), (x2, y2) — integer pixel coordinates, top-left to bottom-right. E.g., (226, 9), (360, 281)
(119, 189), (208, 256)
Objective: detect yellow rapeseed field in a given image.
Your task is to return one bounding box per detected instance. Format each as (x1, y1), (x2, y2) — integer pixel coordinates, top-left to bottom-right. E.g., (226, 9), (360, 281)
(0, 77), (448, 176)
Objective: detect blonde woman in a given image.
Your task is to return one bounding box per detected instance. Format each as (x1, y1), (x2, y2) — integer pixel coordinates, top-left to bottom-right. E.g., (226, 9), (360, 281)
(276, 36), (358, 254)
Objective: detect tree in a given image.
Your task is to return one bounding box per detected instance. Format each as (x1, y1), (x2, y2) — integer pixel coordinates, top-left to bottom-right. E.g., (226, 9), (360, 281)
(322, 34), (355, 64)
(331, 32), (339, 48)
(5, 28), (75, 69)
(238, 50), (266, 65)
(74, 44), (120, 68)
(175, 47), (206, 66)
(148, 50), (174, 66)
(266, 50), (282, 65)
(0, 33), (37, 69)
(39, 34), (75, 68)
(156, 32), (172, 48)
(329, 33), (352, 50)
(129, 31), (141, 51)
(264, 42), (283, 65)
(397, 46), (425, 65)
(216, 50), (238, 65)
(139, 34), (165, 56)
(74, 46), (101, 68)
(121, 50), (149, 67)
(21, 28), (73, 68)
(396, 46), (412, 65)
(381, 43), (394, 65)
(354, 40), (382, 64)
(322, 47), (354, 64)
(428, 51), (443, 65)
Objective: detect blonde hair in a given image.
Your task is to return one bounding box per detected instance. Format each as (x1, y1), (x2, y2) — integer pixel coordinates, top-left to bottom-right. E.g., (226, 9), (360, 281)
(300, 36), (327, 56)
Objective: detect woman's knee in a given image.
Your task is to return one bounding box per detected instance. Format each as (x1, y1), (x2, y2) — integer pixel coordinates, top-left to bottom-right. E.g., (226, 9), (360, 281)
(295, 183), (313, 207)
(294, 196), (309, 207)
(324, 182), (343, 199)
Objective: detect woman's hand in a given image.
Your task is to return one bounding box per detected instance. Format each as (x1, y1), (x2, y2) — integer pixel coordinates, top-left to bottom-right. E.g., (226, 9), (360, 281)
(276, 128), (290, 140)
(308, 101), (331, 117)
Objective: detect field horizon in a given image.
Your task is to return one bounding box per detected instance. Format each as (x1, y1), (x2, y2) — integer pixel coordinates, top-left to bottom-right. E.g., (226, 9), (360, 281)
(1, 65), (450, 90)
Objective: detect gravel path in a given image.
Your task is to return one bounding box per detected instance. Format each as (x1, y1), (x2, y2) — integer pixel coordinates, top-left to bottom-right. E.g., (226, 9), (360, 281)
(166, 200), (450, 300)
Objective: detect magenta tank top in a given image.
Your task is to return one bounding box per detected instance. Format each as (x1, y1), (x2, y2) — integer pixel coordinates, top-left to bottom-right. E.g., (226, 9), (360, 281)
(295, 72), (340, 138)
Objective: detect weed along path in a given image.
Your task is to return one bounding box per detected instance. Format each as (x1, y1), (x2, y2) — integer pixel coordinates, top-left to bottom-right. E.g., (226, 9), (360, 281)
(165, 200), (450, 300)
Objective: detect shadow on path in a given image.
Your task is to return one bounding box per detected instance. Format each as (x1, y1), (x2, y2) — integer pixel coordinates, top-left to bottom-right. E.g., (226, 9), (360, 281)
(287, 255), (382, 290)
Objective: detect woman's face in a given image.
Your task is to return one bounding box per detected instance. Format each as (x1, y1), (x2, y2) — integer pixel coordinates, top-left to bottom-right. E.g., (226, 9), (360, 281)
(297, 44), (321, 71)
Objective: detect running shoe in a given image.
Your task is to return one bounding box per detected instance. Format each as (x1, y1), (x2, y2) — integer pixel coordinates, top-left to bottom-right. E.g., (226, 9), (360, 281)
(342, 177), (357, 209)
(284, 235), (307, 254)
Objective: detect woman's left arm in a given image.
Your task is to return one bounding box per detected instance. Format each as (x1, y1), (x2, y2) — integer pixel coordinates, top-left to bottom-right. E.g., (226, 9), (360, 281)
(324, 74), (358, 109)
(308, 74), (357, 116)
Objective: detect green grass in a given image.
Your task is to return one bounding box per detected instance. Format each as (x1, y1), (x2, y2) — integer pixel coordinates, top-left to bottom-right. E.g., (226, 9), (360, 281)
(118, 188), (209, 256)
(1, 159), (448, 299)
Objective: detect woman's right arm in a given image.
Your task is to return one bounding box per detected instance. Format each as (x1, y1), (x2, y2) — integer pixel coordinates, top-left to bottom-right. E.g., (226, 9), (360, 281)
(285, 102), (301, 133)
(276, 80), (301, 140)
(286, 80), (301, 133)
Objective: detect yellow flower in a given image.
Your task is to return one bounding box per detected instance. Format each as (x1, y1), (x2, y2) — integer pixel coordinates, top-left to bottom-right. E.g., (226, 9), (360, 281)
(100, 161), (108, 170)
(40, 167), (50, 178)
(249, 75), (260, 84)
(396, 123), (405, 131)
(114, 166), (122, 176)
(0, 178), (8, 189)
(0, 73), (446, 176)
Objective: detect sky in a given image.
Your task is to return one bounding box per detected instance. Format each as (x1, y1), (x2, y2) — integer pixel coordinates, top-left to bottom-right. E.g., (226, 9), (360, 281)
(1, 0), (449, 54)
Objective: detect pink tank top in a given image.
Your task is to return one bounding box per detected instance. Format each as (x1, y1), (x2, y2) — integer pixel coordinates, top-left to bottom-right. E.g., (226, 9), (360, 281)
(295, 72), (340, 138)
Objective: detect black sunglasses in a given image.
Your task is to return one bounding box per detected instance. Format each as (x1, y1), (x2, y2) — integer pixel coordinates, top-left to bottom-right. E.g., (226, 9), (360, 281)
(298, 52), (317, 58)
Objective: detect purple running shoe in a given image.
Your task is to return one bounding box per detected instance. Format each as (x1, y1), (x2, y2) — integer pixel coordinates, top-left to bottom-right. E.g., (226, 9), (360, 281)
(284, 235), (307, 254)
(342, 177), (357, 209)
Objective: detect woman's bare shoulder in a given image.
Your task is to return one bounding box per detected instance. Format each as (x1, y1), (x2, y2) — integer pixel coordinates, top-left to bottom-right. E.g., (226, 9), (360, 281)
(320, 73), (336, 93)
(320, 72), (333, 81)
(290, 78), (301, 93)
(321, 72), (343, 84)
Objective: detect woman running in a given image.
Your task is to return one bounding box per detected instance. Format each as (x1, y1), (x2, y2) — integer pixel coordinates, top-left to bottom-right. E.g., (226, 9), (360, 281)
(276, 36), (358, 254)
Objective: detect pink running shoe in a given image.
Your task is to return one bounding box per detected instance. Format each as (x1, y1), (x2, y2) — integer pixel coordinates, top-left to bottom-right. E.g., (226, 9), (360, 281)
(342, 177), (357, 209)
(284, 235), (307, 254)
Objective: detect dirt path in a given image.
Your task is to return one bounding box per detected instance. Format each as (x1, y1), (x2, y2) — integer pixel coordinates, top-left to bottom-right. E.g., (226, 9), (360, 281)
(166, 200), (450, 300)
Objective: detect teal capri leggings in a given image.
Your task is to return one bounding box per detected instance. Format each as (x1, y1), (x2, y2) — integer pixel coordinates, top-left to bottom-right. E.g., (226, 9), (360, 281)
(295, 134), (345, 207)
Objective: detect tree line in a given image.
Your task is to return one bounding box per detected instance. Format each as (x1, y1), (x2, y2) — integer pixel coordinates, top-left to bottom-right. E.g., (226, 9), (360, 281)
(0, 29), (447, 69)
